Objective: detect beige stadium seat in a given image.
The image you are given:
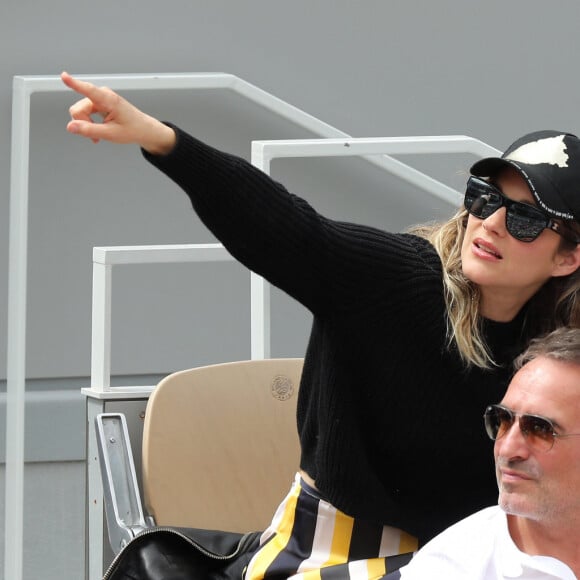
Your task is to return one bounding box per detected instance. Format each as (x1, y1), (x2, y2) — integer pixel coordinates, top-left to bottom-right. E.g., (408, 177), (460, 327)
(141, 358), (303, 533)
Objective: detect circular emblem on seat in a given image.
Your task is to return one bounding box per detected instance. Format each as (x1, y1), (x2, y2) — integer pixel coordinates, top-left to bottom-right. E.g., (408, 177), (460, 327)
(271, 375), (294, 401)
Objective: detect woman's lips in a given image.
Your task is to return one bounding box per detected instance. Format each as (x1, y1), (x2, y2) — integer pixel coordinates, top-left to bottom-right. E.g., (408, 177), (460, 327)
(473, 238), (503, 260)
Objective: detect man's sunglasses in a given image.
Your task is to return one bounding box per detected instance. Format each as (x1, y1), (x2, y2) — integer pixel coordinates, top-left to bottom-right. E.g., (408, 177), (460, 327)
(464, 176), (580, 244)
(483, 403), (580, 452)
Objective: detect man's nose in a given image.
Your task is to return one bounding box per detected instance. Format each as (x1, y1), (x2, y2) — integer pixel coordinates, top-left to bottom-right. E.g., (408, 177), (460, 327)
(495, 419), (532, 459)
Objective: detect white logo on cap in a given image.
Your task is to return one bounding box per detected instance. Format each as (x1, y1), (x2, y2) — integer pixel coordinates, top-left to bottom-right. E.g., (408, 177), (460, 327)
(506, 135), (569, 168)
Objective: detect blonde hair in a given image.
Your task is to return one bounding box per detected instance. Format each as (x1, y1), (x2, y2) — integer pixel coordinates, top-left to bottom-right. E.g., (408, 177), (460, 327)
(409, 209), (580, 369)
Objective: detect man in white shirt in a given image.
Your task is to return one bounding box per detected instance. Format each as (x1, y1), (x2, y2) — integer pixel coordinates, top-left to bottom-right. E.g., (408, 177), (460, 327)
(386, 327), (580, 580)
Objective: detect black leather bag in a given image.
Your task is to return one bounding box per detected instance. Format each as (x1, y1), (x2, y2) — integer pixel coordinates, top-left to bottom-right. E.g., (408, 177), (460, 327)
(102, 527), (261, 580)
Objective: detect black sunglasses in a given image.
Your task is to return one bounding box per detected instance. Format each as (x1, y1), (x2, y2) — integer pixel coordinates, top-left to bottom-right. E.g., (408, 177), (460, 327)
(464, 177), (580, 244)
(483, 403), (580, 452)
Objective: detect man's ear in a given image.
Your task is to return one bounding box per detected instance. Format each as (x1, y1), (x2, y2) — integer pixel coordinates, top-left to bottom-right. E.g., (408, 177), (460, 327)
(553, 244), (580, 278)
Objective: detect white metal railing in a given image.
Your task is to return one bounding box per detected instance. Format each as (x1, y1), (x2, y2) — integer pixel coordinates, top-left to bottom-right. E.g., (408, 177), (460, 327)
(252, 135), (501, 196)
(6, 72), (501, 580)
(86, 244), (234, 397)
(5, 71), (382, 580)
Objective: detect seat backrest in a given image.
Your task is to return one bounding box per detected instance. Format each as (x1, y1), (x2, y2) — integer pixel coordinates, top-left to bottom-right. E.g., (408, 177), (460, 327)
(142, 358), (303, 532)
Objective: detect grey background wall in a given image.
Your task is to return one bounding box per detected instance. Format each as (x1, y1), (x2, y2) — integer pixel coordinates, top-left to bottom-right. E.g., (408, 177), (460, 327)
(2, 1), (580, 578)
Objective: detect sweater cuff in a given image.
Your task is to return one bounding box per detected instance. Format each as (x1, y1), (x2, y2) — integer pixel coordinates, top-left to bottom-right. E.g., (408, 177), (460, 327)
(141, 122), (244, 183)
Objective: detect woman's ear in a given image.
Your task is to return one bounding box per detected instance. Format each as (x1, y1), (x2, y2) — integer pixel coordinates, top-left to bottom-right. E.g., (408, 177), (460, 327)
(553, 244), (580, 278)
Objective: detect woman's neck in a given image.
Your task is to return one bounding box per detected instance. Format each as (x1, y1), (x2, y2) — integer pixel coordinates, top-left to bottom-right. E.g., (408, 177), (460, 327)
(479, 286), (539, 322)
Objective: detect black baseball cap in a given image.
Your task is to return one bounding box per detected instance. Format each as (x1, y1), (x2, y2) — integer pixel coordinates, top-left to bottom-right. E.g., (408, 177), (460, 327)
(470, 130), (580, 222)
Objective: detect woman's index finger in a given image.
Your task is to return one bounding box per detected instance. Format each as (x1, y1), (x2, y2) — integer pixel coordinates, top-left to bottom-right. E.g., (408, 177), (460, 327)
(61, 71), (111, 108)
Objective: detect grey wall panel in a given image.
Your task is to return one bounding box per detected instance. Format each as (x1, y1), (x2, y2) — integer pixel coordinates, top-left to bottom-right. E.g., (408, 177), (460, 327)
(0, 462), (85, 579)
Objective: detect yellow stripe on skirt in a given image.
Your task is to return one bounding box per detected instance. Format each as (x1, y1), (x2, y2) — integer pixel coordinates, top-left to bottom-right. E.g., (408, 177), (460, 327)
(244, 473), (418, 580)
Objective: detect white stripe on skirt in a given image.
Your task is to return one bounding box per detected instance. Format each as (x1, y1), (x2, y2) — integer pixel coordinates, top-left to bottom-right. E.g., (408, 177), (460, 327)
(244, 473), (417, 580)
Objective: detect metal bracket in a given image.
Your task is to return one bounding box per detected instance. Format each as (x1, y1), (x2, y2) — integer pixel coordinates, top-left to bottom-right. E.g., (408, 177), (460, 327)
(95, 413), (153, 554)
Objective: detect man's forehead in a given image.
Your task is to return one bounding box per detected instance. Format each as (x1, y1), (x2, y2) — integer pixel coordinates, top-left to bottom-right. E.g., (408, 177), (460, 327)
(504, 356), (580, 411)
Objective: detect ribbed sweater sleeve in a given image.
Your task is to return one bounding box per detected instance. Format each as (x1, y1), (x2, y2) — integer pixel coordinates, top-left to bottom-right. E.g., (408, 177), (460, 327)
(143, 125), (441, 317)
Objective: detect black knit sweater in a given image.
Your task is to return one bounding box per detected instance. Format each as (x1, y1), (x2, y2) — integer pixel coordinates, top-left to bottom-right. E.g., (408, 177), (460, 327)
(143, 126), (529, 544)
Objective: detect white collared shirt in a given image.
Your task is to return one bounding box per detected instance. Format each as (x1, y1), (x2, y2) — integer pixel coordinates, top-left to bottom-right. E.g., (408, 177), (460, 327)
(397, 506), (576, 579)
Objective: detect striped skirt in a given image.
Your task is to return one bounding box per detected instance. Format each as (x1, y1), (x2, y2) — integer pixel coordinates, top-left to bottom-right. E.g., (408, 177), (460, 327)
(244, 473), (417, 580)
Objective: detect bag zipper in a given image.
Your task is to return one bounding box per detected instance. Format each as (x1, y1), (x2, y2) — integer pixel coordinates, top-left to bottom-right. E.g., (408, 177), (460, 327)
(102, 527), (259, 580)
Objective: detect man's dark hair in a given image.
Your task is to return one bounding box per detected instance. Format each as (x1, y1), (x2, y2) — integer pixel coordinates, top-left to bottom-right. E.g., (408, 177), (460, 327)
(515, 327), (580, 370)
